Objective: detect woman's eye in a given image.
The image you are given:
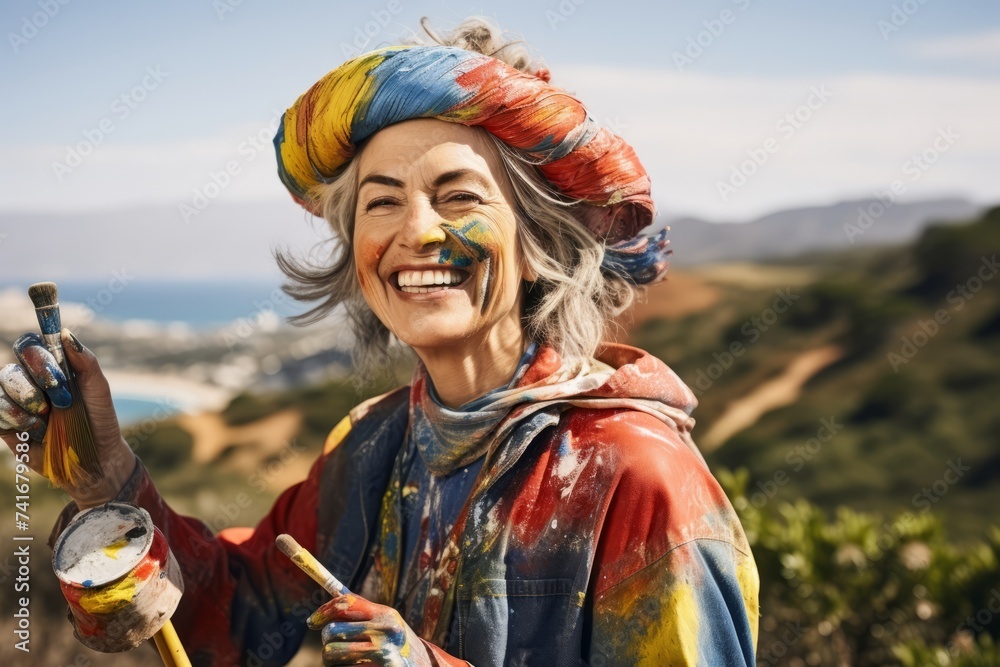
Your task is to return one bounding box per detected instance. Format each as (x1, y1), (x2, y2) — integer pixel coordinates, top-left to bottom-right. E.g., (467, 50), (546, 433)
(445, 193), (483, 204)
(365, 198), (396, 212)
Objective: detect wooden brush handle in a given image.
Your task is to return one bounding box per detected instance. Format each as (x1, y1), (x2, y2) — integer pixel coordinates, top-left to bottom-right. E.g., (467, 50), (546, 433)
(152, 620), (191, 667)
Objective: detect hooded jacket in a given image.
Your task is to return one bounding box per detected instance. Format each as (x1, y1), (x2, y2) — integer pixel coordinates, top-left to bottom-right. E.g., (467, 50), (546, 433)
(50, 342), (759, 666)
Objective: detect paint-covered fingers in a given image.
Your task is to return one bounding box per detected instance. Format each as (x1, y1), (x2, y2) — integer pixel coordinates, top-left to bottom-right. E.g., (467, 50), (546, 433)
(321, 636), (378, 666)
(320, 620), (372, 645)
(0, 384), (39, 432)
(311, 598), (432, 666)
(0, 386), (46, 474)
(320, 626), (424, 666)
(0, 363), (50, 418)
(12, 333), (72, 408)
(309, 594), (378, 628)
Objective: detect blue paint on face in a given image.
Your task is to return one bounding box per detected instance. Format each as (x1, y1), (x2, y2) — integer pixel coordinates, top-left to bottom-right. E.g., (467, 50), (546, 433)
(437, 248), (472, 268)
(440, 218), (500, 315)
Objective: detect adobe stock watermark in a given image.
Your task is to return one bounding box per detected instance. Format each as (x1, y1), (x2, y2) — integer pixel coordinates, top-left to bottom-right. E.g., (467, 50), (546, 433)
(180, 109), (282, 223)
(122, 397), (185, 449)
(887, 254), (998, 371)
(7, 0), (72, 54)
(221, 288), (290, 349)
(690, 288), (799, 395)
(756, 621), (807, 666)
(949, 589), (1000, 655)
(672, 0), (752, 71)
(78, 268), (135, 324)
(52, 65), (169, 182)
(213, 0), (248, 21)
(877, 0), (932, 40)
(912, 459), (970, 512)
(716, 85), (833, 202)
(203, 439), (306, 534)
(544, 0), (589, 31)
(844, 126), (959, 244)
(746, 416), (844, 510)
(338, 0), (404, 57)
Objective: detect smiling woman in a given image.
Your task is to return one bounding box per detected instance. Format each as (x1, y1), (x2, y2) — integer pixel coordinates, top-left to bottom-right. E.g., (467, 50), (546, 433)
(343, 120), (531, 408)
(8, 14), (760, 667)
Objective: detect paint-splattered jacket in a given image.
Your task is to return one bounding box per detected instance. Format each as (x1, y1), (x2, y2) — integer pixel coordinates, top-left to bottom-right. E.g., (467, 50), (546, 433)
(50, 343), (759, 666)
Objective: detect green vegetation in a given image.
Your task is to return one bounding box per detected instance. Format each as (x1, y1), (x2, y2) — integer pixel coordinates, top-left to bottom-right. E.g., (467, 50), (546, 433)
(720, 468), (1000, 666)
(632, 205), (1000, 542)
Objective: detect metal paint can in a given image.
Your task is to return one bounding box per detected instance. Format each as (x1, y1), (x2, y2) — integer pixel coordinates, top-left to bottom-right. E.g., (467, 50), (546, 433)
(51, 501), (184, 653)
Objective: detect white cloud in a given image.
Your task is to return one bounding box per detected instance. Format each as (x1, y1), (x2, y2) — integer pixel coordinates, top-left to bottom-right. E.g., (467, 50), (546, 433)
(906, 29), (1000, 63)
(1, 68), (999, 221)
(0, 113), (291, 214)
(552, 64), (1000, 219)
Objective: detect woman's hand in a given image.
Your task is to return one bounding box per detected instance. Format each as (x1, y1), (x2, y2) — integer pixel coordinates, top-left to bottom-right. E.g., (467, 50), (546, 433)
(308, 592), (440, 667)
(0, 328), (136, 508)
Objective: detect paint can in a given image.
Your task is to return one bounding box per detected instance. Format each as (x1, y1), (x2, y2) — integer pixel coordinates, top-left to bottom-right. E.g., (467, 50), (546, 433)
(51, 501), (184, 653)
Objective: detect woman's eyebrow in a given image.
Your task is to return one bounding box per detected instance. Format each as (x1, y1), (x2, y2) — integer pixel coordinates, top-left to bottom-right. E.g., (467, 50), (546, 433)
(432, 168), (493, 192)
(358, 173), (404, 191)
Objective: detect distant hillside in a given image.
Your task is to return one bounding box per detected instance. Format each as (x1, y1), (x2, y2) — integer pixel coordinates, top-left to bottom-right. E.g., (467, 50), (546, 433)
(634, 203), (1000, 540)
(663, 197), (983, 265)
(0, 197), (982, 282)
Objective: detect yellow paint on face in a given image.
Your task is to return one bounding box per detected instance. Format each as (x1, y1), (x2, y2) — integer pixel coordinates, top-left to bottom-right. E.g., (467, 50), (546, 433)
(418, 227), (447, 245)
(78, 573), (139, 614)
(101, 537), (129, 560)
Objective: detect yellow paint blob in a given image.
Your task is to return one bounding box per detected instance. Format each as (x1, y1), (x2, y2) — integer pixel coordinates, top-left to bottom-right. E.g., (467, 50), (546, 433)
(102, 537), (128, 560)
(639, 580), (700, 664)
(417, 227), (447, 245)
(78, 573), (139, 614)
(323, 415), (352, 455)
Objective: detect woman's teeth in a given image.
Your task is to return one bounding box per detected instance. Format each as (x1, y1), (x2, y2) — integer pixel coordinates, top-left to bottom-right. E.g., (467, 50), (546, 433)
(396, 269), (467, 293)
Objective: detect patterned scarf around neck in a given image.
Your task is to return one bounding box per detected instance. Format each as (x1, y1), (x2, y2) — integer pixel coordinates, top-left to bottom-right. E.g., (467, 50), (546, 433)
(365, 340), (701, 645)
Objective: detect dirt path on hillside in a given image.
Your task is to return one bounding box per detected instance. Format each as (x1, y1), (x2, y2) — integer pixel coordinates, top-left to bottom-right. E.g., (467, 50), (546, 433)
(699, 344), (844, 452)
(614, 270), (722, 338)
(177, 408), (311, 488)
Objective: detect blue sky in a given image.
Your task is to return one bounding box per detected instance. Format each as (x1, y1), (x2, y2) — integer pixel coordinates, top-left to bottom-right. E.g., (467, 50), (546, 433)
(2, 0), (999, 221)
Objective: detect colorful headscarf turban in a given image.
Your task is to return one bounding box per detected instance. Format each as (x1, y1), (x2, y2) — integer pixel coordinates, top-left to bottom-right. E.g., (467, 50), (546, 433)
(273, 44), (671, 285)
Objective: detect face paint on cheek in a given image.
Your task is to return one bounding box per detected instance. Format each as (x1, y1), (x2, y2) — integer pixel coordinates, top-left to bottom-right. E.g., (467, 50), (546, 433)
(441, 218), (505, 315)
(354, 237), (387, 291)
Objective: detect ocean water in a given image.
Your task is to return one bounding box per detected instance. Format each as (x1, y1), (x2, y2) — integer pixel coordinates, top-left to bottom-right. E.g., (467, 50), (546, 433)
(1, 280), (315, 423)
(114, 396), (181, 427)
(1, 279), (310, 329)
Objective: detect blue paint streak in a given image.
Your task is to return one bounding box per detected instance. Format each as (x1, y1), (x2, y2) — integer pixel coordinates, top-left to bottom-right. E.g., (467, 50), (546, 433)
(34, 306), (62, 335)
(350, 47), (479, 145)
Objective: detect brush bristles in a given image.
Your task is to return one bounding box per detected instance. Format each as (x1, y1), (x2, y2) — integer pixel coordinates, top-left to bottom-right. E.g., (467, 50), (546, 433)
(28, 282), (59, 308)
(42, 402), (103, 489)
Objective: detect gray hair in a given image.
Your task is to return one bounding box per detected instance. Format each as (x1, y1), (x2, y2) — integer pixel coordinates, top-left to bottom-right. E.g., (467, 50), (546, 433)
(274, 17), (644, 384)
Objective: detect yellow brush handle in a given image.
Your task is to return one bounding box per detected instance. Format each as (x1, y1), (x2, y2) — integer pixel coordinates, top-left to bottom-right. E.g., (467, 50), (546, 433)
(153, 619), (191, 667)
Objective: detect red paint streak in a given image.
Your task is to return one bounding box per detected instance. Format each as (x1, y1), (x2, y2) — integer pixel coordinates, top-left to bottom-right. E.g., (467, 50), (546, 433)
(509, 444), (555, 546)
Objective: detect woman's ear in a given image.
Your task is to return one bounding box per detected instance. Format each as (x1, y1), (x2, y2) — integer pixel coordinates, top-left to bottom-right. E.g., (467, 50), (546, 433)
(520, 255), (539, 282)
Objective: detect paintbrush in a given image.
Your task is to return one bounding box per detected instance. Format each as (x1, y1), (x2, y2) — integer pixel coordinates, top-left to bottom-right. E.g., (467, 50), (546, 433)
(27, 282), (103, 487)
(275, 534), (350, 597)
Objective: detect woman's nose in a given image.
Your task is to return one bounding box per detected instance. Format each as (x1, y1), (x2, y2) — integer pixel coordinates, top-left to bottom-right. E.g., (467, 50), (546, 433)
(398, 199), (447, 250)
